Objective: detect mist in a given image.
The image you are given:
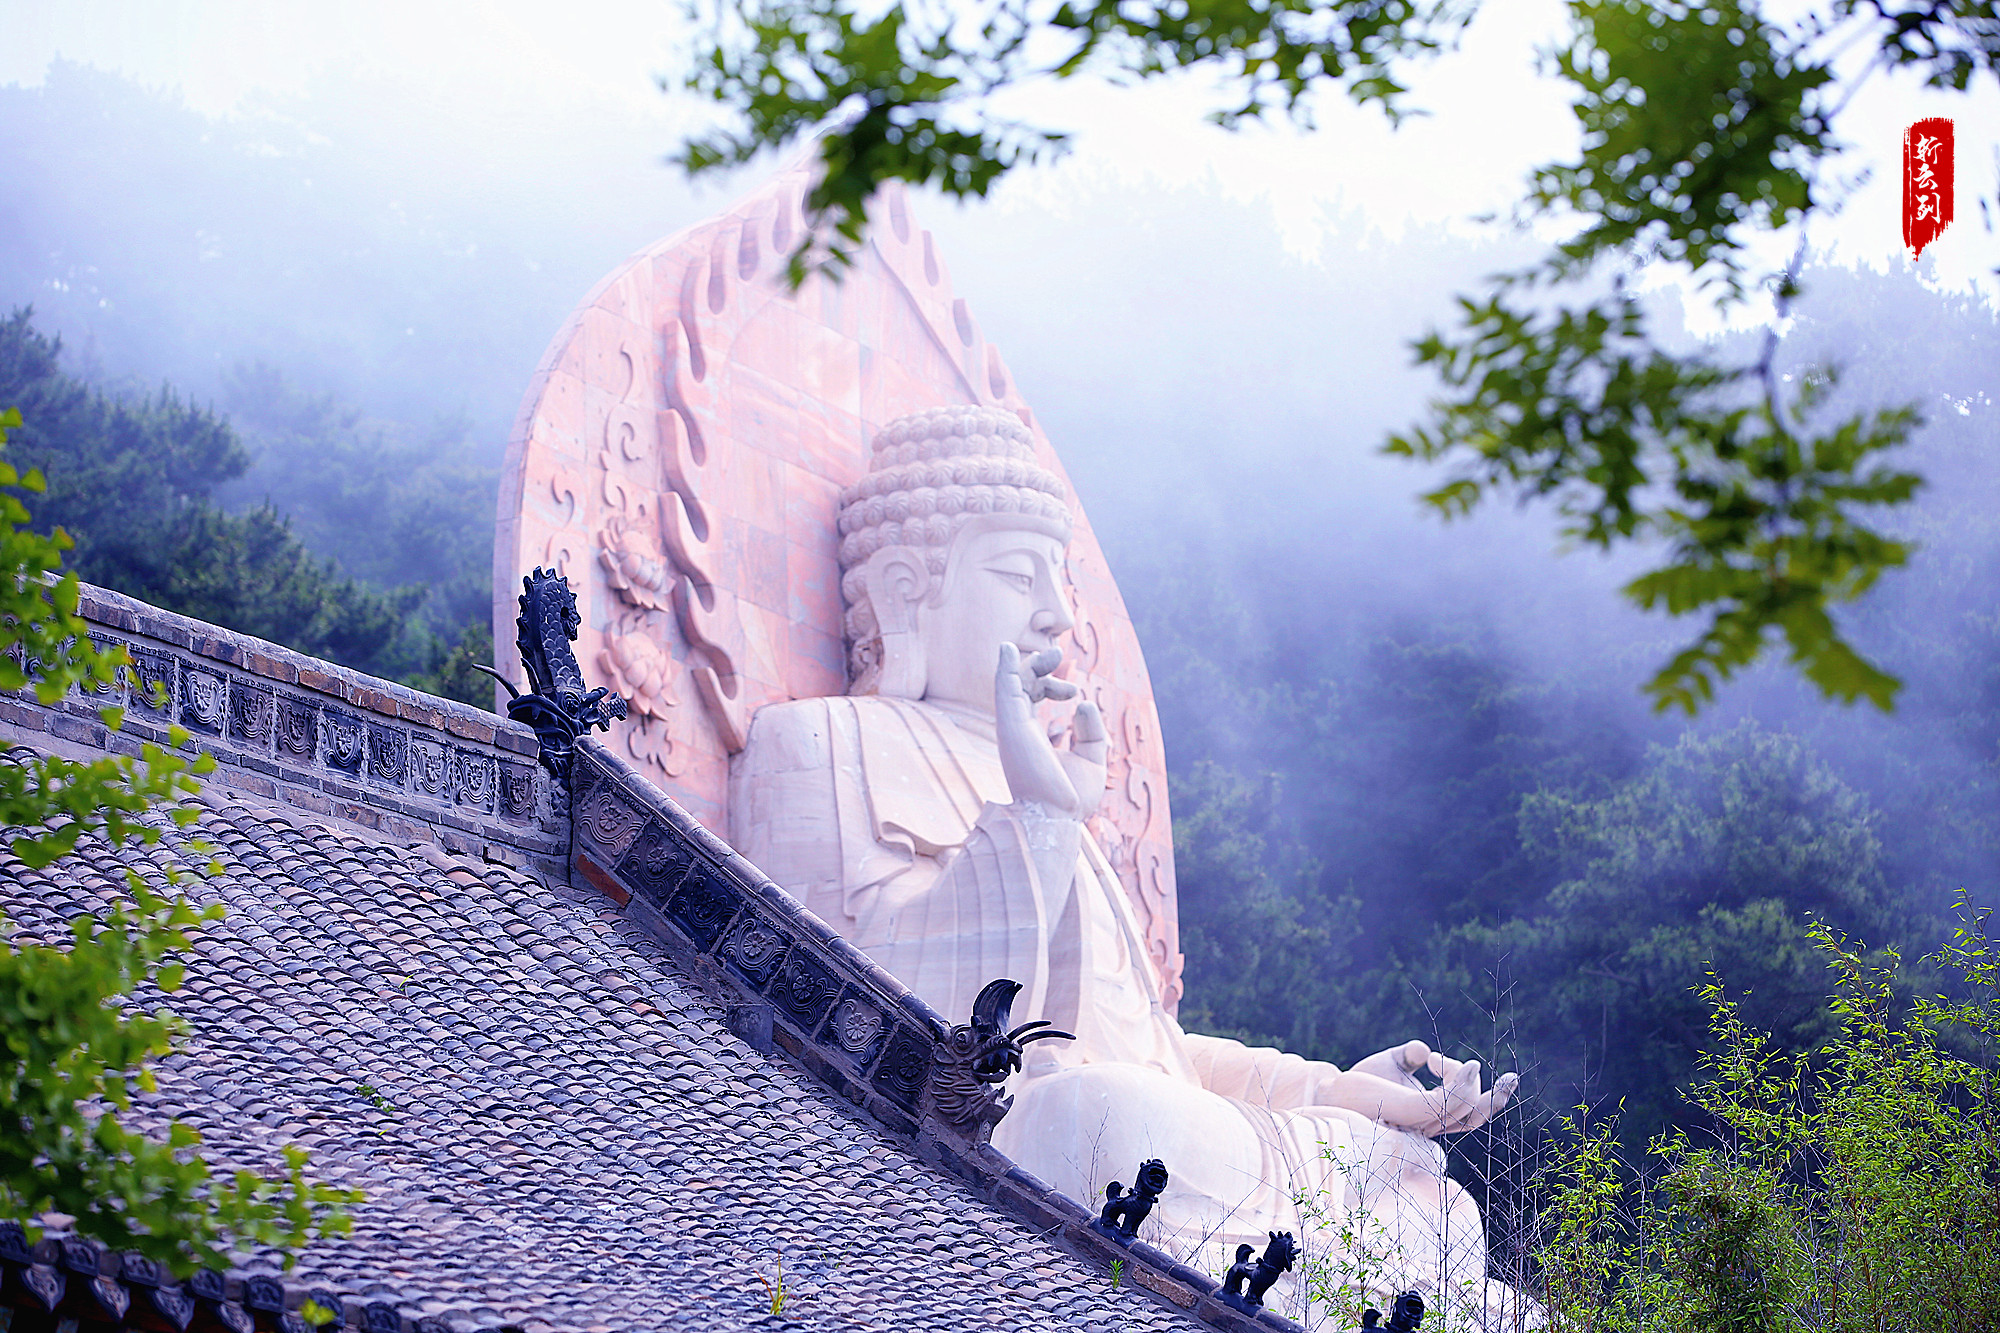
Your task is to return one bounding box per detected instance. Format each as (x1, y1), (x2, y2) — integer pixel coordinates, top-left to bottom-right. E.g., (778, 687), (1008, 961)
(3, 52), (1997, 1146)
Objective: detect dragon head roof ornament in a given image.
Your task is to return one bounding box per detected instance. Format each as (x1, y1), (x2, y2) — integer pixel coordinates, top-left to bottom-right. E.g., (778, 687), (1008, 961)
(479, 568), (627, 783)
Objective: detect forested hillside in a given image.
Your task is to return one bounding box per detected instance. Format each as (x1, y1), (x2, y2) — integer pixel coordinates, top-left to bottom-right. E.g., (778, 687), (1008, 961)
(0, 308), (493, 701)
(1137, 263), (2000, 1147)
(3, 62), (1995, 1163)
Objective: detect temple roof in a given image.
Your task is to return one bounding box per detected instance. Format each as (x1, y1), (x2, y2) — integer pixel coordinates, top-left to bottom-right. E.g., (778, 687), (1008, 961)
(0, 769), (1201, 1333)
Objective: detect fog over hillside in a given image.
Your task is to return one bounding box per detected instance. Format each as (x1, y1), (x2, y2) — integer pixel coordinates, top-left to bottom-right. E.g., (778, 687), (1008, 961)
(2, 52), (1996, 1150)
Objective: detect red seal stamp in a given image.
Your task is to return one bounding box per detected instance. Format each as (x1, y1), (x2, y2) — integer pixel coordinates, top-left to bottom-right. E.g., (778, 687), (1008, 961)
(1903, 117), (1954, 260)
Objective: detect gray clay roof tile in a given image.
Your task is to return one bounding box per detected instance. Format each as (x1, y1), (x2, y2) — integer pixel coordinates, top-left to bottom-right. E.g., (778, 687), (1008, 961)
(0, 771), (1203, 1333)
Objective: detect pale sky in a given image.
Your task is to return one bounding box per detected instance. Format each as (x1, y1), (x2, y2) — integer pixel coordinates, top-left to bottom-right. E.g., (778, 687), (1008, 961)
(4, 0), (1993, 312)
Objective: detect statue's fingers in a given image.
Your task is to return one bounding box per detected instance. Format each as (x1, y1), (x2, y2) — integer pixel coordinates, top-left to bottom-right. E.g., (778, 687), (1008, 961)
(1458, 1087), (1510, 1133)
(1420, 1046), (1462, 1080)
(1443, 1090), (1490, 1134)
(995, 643), (1032, 708)
(1041, 676), (1079, 701)
(1071, 701), (1108, 761)
(1445, 1069), (1516, 1133)
(1442, 1058), (1482, 1107)
(1028, 646), (1063, 678)
(1438, 1092), (1483, 1134)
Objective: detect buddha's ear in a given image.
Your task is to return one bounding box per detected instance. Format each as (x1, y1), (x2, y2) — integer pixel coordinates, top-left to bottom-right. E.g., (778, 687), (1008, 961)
(862, 544), (931, 699)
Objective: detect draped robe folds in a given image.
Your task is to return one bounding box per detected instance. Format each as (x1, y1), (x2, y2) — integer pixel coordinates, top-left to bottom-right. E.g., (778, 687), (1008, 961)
(731, 695), (1491, 1292)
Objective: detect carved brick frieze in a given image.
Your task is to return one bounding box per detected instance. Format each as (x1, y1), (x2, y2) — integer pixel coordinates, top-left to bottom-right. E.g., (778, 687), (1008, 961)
(180, 665), (226, 735)
(769, 948), (840, 1030)
(324, 710), (366, 774)
(721, 909), (789, 987)
(498, 761), (537, 826)
(1, 583), (565, 878)
(409, 738), (449, 798)
(821, 993), (889, 1070)
(80, 636), (119, 700)
(536, 773), (567, 834)
(871, 1025), (932, 1112)
(276, 695), (317, 760)
(129, 648), (174, 717)
(367, 724), (407, 785)
(229, 684), (273, 746)
(614, 822), (696, 906)
(576, 780), (646, 862)
(455, 750), (495, 811)
(665, 864), (738, 948)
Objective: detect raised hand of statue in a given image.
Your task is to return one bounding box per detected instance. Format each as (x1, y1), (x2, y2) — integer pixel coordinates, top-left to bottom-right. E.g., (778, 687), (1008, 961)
(994, 643), (1107, 820)
(1328, 1039), (1520, 1137)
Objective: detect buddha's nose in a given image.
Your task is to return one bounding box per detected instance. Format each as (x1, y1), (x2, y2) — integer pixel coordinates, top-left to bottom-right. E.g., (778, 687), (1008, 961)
(1031, 589), (1075, 639)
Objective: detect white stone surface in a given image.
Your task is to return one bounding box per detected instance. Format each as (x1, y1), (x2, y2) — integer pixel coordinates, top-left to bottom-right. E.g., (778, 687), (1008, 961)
(731, 406), (1524, 1319)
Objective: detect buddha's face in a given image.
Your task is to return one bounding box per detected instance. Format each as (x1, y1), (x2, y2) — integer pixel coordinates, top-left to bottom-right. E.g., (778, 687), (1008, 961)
(915, 522), (1074, 714)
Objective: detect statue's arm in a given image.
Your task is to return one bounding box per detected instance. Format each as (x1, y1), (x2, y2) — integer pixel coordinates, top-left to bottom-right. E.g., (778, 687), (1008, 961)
(1181, 1032), (1518, 1136)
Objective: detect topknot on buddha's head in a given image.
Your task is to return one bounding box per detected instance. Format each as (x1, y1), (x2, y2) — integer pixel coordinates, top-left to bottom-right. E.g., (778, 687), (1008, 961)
(837, 405), (1073, 692)
(866, 404), (1041, 469)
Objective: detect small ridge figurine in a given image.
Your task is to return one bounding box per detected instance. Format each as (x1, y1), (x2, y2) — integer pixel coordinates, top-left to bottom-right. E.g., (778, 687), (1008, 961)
(1092, 1158), (1169, 1241)
(930, 978), (1073, 1144)
(1218, 1231), (1297, 1312)
(1360, 1309), (1381, 1329)
(1386, 1290), (1425, 1330)
(1223, 1244), (1258, 1301)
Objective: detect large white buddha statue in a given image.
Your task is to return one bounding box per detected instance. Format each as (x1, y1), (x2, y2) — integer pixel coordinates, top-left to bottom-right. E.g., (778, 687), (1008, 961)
(732, 406), (1521, 1316)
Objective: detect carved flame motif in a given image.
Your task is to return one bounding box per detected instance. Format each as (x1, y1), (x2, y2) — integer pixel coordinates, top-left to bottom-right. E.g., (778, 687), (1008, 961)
(656, 307), (748, 755)
(592, 375), (677, 744)
(621, 712), (686, 779)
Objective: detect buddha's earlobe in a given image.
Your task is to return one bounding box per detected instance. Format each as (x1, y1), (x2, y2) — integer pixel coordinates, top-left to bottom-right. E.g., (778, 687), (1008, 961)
(863, 545), (930, 699)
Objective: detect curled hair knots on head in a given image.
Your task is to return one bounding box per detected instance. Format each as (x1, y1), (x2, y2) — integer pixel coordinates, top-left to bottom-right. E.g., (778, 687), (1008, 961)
(868, 404), (1034, 462)
(839, 405), (1073, 686)
(837, 526), (883, 568)
(842, 455), (1065, 504)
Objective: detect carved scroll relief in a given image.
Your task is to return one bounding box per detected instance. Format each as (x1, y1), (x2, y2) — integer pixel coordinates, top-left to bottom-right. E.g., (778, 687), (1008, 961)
(591, 341), (687, 778)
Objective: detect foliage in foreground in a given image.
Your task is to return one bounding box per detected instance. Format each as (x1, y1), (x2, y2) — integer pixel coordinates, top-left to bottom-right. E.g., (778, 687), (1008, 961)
(1533, 916), (2000, 1332)
(0, 405), (358, 1270)
(674, 0), (1998, 713)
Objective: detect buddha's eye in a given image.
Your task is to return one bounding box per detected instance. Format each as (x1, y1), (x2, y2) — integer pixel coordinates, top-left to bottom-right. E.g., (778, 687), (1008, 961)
(989, 567), (1034, 593)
